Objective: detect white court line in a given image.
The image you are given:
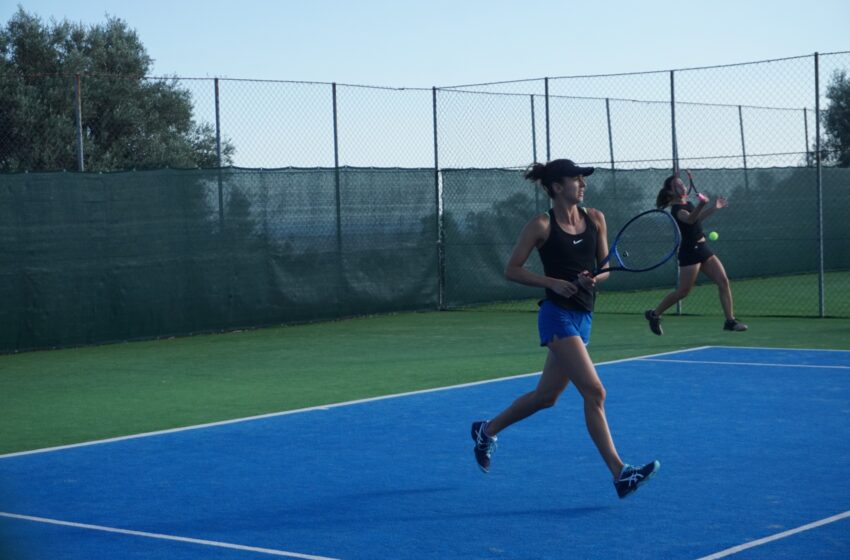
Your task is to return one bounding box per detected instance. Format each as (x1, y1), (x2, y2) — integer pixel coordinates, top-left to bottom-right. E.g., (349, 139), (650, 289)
(709, 345), (850, 353)
(1, 344), (843, 560)
(0, 512), (339, 560)
(0, 346), (709, 460)
(640, 358), (850, 370)
(694, 509), (850, 559)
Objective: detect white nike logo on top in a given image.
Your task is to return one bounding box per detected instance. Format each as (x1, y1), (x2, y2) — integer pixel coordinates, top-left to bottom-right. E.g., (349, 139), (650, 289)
(572, 239), (583, 245)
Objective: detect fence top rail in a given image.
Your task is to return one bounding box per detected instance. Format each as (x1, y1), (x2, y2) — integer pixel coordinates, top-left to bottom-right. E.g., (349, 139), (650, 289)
(14, 72), (432, 91)
(16, 72), (826, 112)
(438, 52), (834, 90)
(16, 50), (849, 92)
(435, 87), (820, 112)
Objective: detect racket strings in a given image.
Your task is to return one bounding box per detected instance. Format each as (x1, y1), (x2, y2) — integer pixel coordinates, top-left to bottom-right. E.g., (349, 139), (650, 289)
(614, 212), (680, 270)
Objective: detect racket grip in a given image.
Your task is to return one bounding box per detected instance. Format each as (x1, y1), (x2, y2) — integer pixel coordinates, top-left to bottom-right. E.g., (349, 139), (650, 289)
(697, 193), (708, 203)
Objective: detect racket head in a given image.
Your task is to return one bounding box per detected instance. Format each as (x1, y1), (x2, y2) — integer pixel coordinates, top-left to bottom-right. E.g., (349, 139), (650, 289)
(595, 209), (681, 275)
(684, 169), (699, 196)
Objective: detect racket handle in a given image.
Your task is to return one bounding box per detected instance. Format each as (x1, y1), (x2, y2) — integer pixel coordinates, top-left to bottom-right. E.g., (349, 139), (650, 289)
(697, 193), (708, 203)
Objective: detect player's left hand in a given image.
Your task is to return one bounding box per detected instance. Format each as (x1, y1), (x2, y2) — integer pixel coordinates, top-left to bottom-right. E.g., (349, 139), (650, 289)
(715, 196), (728, 209)
(576, 270), (596, 290)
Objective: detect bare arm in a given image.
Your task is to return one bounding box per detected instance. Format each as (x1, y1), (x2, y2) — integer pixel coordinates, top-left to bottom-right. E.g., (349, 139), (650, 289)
(677, 196), (727, 225)
(676, 198), (708, 224)
(694, 196), (727, 223)
(581, 208), (609, 287)
(504, 213), (583, 299)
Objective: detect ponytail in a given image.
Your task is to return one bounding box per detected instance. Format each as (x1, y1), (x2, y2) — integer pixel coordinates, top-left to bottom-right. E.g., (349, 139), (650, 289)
(656, 175), (678, 209)
(525, 162), (554, 198)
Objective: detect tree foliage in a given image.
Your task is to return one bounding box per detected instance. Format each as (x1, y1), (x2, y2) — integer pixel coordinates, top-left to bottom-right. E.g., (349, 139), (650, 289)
(824, 70), (850, 167)
(0, 7), (234, 171)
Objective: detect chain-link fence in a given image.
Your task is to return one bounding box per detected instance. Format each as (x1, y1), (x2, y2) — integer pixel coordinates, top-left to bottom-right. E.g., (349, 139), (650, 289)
(6, 54), (847, 172)
(2, 52), (849, 351)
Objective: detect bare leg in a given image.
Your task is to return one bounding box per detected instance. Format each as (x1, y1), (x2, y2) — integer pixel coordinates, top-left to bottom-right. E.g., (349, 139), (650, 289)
(654, 264), (700, 316)
(699, 256), (734, 320)
(486, 350), (569, 436)
(550, 337), (624, 478)
(552, 336), (625, 478)
(486, 335), (625, 478)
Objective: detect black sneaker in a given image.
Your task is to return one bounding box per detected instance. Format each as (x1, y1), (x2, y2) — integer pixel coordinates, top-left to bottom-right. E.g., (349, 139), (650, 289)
(644, 310), (663, 335)
(614, 460), (660, 499)
(471, 420), (497, 473)
(724, 318), (748, 331)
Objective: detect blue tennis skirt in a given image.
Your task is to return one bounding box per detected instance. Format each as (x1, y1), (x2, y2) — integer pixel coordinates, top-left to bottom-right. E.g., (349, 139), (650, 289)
(538, 299), (592, 347)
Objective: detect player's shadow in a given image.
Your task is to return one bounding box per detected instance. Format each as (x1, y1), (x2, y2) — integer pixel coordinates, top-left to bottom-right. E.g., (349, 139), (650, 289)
(320, 487), (612, 522)
(144, 487), (610, 533)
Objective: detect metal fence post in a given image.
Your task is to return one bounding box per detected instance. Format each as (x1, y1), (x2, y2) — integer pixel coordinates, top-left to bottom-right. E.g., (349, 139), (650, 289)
(74, 74), (85, 172)
(803, 108), (811, 166)
(814, 53), (825, 317)
(605, 98), (615, 170)
(670, 70), (679, 174)
(332, 83), (342, 257)
(670, 70), (682, 315)
(738, 105), (749, 191)
(605, 97), (616, 192)
(530, 94), (538, 163)
(531, 94), (539, 212)
(214, 78), (224, 226)
(544, 78), (551, 162)
(433, 87), (446, 310)
(215, 78), (222, 166)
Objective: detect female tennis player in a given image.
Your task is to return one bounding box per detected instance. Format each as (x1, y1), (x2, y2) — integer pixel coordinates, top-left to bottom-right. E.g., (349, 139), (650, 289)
(471, 159), (660, 499)
(644, 174), (747, 335)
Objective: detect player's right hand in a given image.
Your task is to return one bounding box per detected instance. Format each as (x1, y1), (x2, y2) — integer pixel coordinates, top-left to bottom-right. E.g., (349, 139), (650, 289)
(548, 278), (579, 298)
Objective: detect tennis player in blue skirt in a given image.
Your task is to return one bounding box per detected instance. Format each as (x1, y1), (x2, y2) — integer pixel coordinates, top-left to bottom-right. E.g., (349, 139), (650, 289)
(471, 159), (660, 499)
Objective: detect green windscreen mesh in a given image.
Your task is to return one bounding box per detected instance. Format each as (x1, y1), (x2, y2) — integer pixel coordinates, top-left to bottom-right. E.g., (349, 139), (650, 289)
(1, 168), (437, 351)
(2, 166), (849, 352)
(442, 167), (850, 317)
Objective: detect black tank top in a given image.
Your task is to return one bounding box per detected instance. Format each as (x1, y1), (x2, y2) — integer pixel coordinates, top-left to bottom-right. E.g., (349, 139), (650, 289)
(670, 202), (705, 247)
(538, 207), (598, 312)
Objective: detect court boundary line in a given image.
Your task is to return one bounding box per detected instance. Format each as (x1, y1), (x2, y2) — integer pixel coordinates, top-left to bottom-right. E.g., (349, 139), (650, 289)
(0, 346), (710, 460)
(708, 345), (850, 353)
(693, 509), (850, 559)
(0, 512), (339, 560)
(4, 345), (849, 559)
(640, 358), (850, 370)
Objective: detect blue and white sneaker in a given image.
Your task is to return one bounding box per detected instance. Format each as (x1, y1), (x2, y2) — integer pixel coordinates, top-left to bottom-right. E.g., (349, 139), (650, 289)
(471, 420), (497, 473)
(615, 460), (661, 499)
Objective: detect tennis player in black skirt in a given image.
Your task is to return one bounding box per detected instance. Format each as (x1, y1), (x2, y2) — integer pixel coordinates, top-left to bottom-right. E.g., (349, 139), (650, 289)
(645, 174), (747, 335)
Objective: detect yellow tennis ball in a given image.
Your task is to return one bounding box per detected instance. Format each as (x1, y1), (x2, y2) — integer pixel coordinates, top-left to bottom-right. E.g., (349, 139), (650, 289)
(708, 231), (719, 241)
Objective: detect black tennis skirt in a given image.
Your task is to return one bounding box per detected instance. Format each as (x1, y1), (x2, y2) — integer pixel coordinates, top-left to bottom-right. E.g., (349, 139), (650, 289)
(678, 241), (714, 266)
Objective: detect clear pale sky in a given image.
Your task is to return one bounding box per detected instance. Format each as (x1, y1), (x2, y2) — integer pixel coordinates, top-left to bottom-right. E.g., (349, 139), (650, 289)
(3, 0), (848, 87)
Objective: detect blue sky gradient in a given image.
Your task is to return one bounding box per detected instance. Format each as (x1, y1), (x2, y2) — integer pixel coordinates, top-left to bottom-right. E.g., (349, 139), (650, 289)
(3, 0), (848, 86)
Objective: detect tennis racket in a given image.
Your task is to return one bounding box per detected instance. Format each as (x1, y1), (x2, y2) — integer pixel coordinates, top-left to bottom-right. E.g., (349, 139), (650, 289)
(592, 209), (681, 277)
(684, 169), (708, 203)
